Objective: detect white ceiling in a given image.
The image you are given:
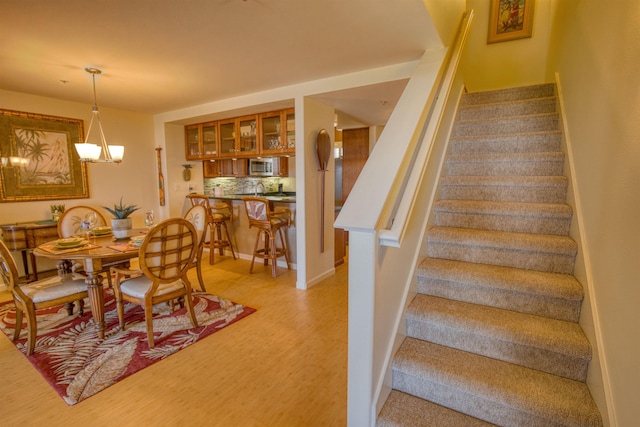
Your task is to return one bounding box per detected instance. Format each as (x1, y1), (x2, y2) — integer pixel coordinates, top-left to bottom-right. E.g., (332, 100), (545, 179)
(1, 0), (439, 126)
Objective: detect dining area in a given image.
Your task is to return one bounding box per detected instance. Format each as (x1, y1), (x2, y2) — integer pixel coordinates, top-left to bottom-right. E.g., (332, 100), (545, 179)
(0, 189), (297, 352)
(0, 201), (267, 405)
(0, 196), (347, 424)
(3, 204), (204, 349)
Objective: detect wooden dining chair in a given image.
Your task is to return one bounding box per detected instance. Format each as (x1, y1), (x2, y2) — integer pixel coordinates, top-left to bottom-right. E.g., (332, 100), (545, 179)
(186, 194), (236, 264)
(184, 204), (207, 292)
(111, 218), (199, 348)
(0, 239), (88, 356)
(58, 205), (131, 287)
(57, 205), (107, 238)
(242, 196), (291, 277)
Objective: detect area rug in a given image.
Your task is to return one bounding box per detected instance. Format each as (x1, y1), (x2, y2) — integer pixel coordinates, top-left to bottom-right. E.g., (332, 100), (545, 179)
(0, 290), (255, 405)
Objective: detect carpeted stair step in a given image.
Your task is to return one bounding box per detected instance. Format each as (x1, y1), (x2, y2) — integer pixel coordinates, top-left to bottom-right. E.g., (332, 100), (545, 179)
(434, 200), (572, 235)
(426, 226), (577, 274)
(440, 175), (568, 203)
(458, 96), (557, 121)
(450, 131), (562, 155)
(446, 152), (565, 176)
(460, 83), (556, 106)
(392, 338), (602, 427)
(406, 295), (591, 381)
(377, 390), (495, 427)
(417, 258), (583, 322)
(454, 113), (559, 137)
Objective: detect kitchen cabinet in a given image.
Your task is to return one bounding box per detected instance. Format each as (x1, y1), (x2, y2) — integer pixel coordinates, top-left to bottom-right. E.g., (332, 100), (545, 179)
(284, 109), (295, 153)
(259, 109), (295, 155)
(203, 158), (248, 178)
(185, 122), (218, 160)
(186, 108), (294, 161)
(219, 115), (258, 158)
(203, 159), (220, 177)
(272, 157), (289, 177)
(220, 158), (249, 177)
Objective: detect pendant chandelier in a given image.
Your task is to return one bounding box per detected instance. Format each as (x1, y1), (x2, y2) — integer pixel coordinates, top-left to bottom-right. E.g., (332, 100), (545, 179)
(75, 67), (124, 163)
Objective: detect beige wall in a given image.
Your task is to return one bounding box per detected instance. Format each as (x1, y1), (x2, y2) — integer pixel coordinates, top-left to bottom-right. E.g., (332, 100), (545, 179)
(462, 0), (555, 92)
(298, 98), (336, 289)
(545, 1), (640, 425)
(0, 90), (158, 233)
(423, 0), (466, 46)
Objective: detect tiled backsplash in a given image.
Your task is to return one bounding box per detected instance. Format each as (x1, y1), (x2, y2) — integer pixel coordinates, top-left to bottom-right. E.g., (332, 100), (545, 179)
(203, 177), (295, 196)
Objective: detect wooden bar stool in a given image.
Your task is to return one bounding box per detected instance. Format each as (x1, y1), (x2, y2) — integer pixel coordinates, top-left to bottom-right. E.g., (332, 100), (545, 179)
(186, 194), (236, 264)
(242, 196), (291, 277)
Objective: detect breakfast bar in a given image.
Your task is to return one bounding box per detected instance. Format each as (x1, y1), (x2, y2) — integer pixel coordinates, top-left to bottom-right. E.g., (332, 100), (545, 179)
(186, 193), (297, 268)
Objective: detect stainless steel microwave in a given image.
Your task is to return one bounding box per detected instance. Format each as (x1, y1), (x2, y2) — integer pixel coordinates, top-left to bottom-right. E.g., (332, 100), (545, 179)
(249, 158), (274, 176)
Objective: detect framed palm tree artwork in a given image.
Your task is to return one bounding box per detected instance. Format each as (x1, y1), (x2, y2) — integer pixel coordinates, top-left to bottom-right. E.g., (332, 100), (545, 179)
(488, 0), (535, 44)
(0, 109), (89, 202)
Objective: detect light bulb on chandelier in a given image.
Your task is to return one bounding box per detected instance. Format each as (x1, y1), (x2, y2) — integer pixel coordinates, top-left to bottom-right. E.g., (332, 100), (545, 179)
(75, 67), (124, 163)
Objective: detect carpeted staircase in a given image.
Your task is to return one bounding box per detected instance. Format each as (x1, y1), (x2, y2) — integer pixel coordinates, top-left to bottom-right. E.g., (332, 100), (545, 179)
(377, 84), (603, 426)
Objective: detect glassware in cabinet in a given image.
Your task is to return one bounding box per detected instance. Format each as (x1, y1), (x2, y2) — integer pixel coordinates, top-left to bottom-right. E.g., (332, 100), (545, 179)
(238, 115), (258, 155)
(185, 125), (200, 159)
(219, 118), (237, 156)
(285, 109), (295, 151)
(201, 122), (218, 158)
(260, 111), (283, 154)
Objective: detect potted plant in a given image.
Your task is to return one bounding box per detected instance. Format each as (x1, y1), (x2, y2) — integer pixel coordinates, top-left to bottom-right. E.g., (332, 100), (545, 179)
(50, 204), (65, 222)
(103, 197), (140, 239)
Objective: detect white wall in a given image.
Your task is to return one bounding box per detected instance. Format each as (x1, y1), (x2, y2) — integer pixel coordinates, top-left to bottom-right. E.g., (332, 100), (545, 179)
(546, 1), (640, 425)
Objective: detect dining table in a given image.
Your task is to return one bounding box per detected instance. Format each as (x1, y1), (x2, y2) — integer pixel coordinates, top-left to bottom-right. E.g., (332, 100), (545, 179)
(32, 229), (146, 339)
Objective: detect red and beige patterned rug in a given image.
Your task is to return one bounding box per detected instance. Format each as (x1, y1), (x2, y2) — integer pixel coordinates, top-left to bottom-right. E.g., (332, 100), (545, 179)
(0, 290), (255, 405)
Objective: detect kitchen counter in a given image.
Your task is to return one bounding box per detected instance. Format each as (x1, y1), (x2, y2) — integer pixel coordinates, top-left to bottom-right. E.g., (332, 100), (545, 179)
(213, 192), (296, 203)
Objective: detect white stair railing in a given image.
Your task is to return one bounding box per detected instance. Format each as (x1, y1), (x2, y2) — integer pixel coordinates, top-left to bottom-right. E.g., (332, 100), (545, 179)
(335, 11), (474, 426)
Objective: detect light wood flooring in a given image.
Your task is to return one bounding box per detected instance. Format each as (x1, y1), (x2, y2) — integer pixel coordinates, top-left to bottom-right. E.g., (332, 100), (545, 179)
(0, 255), (348, 426)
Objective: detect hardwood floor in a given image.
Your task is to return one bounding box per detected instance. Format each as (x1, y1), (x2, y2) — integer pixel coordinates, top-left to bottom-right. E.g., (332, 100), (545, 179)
(0, 256), (348, 426)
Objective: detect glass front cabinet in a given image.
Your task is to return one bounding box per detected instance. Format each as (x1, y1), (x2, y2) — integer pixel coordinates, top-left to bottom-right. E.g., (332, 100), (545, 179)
(260, 109), (295, 155)
(219, 115), (258, 157)
(185, 124), (200, 160)
(219, 118), (237, 157)
(186, 108), (293, 160)
(185, 122), (218, 160)
(285, 108), (295, 152)
(201, 122), (218, 158)
(238, 115), (258, 156)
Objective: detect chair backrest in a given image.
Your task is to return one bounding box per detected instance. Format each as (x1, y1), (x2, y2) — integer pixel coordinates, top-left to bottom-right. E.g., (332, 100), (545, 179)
(57, 206), (106, 238)
(186, 194), (211, 209)
(0, 240), (20, 297)
(184, 205), (207, 246)
(242, 196), (271, 227)
(138, 218), (197, 283)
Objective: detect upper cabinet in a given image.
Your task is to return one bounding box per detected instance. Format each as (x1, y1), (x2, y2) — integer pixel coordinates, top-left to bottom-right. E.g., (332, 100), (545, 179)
(186, 108), (294, 160)
(201, 122), (218, 158)
(285, 109), (295, 152)
(219, 115), (258, 158)
(185, 121), (218, 160)
(260, 109), (295, 155)
(238, 115), (258, 156)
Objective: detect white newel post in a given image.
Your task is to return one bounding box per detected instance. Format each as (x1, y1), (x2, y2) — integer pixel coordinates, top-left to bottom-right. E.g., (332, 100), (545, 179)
(347, 230), (378, 426)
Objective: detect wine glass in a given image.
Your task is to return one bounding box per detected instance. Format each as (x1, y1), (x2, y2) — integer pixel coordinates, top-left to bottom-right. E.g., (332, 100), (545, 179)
(83, 212), (98, 239)
(144, 210), (155, 231)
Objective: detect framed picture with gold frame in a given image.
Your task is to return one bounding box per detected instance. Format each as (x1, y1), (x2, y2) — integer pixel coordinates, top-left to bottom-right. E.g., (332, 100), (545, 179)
(488, 0), (535, 44)
(0, 109), (89, 202)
